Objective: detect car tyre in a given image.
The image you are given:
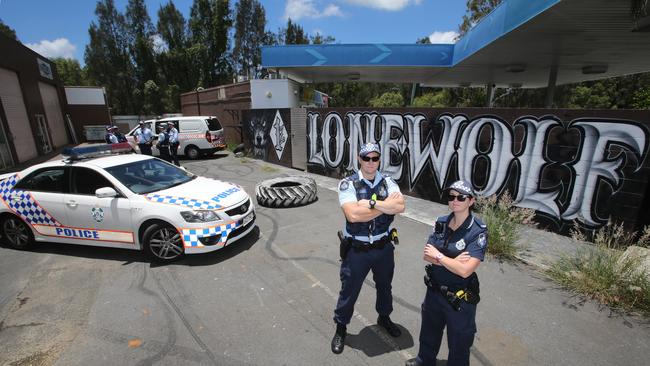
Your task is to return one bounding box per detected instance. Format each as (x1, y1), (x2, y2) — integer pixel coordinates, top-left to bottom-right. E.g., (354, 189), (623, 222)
(185, 145), (201, 160)
(143, 223), (184, 262)
(255, 176), (317, 208)
(1, 215), (34, 250)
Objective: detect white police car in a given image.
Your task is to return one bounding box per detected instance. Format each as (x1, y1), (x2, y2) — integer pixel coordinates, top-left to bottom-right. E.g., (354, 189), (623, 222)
(0, 143), (256, 261)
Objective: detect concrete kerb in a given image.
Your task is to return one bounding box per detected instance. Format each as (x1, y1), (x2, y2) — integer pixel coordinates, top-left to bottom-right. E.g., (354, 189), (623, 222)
(246, 158), (589, 271)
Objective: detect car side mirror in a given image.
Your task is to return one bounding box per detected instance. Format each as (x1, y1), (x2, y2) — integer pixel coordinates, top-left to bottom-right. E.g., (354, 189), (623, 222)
(96, 187), (118, 198)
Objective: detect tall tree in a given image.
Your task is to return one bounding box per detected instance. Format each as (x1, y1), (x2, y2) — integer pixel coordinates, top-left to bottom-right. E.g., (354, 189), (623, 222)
(458, 0), (502, 37)
(126, 0), (157, 113)
(52, 58), (89, 86)
(0, 19), (17, 40)
(188, 0), (232, 87)
(281, 19), (309, 44)
(156, 1), (191, 110)
(85, 0), (134, 114)
(233, 0), (267, 79)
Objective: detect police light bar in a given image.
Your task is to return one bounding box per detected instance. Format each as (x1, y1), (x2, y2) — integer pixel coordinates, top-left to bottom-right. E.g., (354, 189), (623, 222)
(62, 143), (133, 161)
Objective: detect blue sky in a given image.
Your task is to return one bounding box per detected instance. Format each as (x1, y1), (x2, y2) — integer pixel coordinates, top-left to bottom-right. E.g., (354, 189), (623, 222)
(0, 0), (466, 63)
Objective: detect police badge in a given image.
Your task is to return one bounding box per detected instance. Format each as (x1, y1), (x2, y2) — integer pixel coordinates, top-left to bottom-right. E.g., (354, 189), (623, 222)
(455, 238), (466, 250)
(478, 233), (487, 248)
(91, 207), (104, 223)
(339, 180), (349, 191)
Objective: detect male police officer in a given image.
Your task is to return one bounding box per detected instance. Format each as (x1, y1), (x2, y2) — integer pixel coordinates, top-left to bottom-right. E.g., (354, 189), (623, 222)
(166, 121), (180, 166)
(134, 121), (153, 155)
(156, 124), (171, 163)
(331, 142), (406, 354)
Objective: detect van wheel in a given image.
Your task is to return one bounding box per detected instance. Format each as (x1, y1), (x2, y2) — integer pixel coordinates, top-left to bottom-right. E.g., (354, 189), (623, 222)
(1, 215), (34, 249)
(143, 223), (184, 262)
(185, 145), (201, 159)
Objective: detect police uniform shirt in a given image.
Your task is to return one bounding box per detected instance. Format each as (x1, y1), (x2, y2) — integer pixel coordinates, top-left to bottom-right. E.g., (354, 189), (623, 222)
(426, 213), (488, 289)
(108, 133), (118, 144)
(338, 171), (400, 239)
(135, 127), (153, 144)
(168, 127), (179, 144)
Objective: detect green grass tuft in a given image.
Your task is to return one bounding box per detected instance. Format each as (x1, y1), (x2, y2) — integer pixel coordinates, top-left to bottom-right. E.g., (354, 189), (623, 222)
(475, 191), (536, 259)
(547, 221), (650, 315)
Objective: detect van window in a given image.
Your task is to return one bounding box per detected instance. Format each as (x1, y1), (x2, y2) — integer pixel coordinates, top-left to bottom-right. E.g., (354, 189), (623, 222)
(206, 118), (222, 131)
(179, 120), (203, 132)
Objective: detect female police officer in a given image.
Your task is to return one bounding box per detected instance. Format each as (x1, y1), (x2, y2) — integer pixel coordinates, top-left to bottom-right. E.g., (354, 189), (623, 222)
(406, 180), (488, 366)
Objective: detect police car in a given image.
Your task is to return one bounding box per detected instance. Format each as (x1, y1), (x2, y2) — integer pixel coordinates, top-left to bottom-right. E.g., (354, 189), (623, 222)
(0, 143), (256, 262)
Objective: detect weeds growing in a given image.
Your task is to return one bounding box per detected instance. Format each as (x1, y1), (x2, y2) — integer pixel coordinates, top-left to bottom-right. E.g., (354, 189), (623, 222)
(548, 221), (650, 315)
(475, 191), (536, 259)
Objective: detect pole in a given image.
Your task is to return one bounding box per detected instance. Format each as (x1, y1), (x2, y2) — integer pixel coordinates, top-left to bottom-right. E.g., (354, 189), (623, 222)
(545, 64), (558, 108)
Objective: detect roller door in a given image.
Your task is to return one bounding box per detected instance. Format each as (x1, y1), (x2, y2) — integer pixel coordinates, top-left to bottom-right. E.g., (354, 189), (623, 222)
(290, 108), (307, 170)
(39, 82), (69, 148)
(0, 68), (37, 163)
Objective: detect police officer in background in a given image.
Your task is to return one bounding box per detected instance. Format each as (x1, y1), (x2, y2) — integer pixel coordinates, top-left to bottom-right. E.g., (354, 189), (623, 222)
(331, 142), (405, 354)
(406, 180), (488, 366)
(104, 126), (117, 144)
(156, 124), (171, 163)
(166, 121), (180, 166)
(134, 121), (153, 155)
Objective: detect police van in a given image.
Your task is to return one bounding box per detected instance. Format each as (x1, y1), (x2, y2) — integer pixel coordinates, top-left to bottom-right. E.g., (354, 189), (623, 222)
(0, 143), (255, 262)
(127, 116), (226, 159)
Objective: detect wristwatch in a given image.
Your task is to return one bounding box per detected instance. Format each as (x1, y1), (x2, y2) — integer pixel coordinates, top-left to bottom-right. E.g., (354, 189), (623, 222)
(369, 199), (376, 209)
(434, 252), (444, 262)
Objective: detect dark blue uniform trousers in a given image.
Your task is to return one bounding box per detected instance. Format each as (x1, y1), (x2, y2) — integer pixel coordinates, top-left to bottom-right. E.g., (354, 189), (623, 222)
(334, 244), (394, 325)
(416, 287), (477, 366)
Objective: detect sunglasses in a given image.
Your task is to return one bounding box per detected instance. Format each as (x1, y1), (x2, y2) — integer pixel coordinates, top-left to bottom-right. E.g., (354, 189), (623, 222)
(360, 156), (380, 162)
(447, 194), (470, 202)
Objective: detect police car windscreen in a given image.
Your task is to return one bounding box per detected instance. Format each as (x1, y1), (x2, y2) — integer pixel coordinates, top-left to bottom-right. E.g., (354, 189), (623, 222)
(105, 159), (195, 194)
(206, 118), (222, 131)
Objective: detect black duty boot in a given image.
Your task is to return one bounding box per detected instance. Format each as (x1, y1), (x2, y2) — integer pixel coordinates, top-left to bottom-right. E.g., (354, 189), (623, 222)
(377, 315), (401, 337)
(331, 323), (346, 354)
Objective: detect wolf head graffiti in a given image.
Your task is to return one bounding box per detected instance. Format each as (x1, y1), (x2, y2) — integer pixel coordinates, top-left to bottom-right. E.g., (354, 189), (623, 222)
(248, 116), (269, 159)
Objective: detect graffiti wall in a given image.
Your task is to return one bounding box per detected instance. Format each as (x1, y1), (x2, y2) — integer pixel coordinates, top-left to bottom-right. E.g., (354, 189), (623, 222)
(305, 108), (650, 233)
(242, 109), (292, 168)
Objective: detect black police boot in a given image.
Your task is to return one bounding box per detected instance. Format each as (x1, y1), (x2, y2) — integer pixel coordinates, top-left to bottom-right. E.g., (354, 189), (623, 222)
(331, 323), (346, 354)
(405, 358), (424, 366)
(377, 315), (401, 337)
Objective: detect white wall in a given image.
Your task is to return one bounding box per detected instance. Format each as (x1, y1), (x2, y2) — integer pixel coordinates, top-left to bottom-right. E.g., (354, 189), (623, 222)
(250, 79), (300, 109)
(65, 87), (106, 105)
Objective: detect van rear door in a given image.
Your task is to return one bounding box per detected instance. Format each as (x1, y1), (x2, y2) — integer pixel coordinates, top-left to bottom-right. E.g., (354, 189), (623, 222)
(205, 117), (225, 148)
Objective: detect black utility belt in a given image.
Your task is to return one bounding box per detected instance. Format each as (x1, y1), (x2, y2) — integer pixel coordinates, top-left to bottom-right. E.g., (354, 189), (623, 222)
(351, 236), (389, 252)
(424, 274), (480, 310)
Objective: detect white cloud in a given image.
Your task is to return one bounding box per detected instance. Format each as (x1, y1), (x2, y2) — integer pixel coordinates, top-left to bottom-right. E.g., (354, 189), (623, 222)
(427, 31), (459, 44)
(322, 4), (343, 17)
(26, 38), (76, 59)
(284, 0), (343, 20)
(343, 0), (420, 11)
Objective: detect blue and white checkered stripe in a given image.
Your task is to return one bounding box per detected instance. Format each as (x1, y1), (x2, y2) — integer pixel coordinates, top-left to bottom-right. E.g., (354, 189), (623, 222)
(144, 194), (222, 210)
(0, 174), (61, 226)
(181, 221), (240, 247)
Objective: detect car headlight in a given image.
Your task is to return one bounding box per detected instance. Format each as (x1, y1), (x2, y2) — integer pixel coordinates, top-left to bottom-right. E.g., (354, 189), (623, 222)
(181, 210), (220, 223)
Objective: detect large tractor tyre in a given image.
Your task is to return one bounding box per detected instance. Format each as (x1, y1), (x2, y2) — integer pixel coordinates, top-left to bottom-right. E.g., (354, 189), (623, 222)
(142, 222), (184, 262)
(1, 215), (34, 250)
(255, 176), (317, 208)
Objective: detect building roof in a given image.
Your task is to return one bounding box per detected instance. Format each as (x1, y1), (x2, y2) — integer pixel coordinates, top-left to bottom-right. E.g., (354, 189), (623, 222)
(262, 0), (650, 88)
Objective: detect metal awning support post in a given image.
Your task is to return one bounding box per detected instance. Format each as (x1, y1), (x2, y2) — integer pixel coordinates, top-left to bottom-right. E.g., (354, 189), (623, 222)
(486, 83), (495, 107)
(410, 83), (418, 105)
(545, 64), (558, 108)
